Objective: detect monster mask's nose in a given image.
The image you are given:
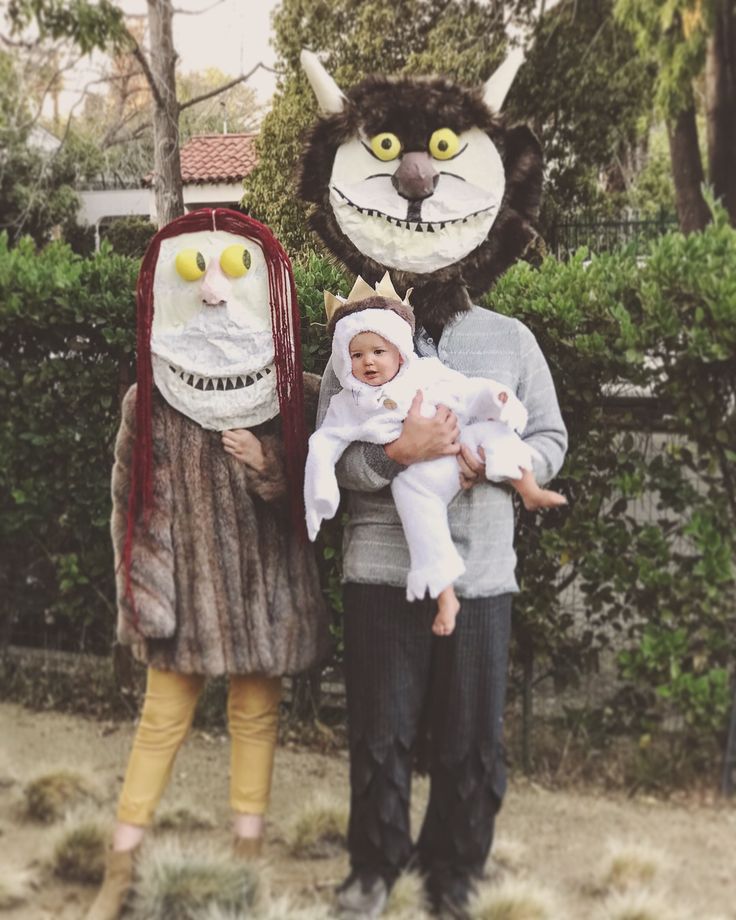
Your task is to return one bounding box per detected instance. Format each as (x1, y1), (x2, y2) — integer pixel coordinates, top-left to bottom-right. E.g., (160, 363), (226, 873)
(200, 259), (231, 306)
(391, 152), (439, 201)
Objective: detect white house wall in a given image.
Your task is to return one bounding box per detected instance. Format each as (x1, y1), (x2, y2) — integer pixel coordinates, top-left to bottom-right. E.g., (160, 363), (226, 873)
(183, 182), (243, 211)
(78, 183), (244, 238)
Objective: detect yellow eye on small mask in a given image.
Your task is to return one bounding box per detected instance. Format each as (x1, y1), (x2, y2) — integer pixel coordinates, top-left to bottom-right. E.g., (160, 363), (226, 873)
(175, 249), (207, 281)
(370, 133), (402, 161)
(220, 244), (252, 278)
(429, 128), (461, 160)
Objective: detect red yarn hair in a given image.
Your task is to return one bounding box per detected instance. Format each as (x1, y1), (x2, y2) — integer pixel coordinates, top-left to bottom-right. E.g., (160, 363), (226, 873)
(123, 208), (307, 618)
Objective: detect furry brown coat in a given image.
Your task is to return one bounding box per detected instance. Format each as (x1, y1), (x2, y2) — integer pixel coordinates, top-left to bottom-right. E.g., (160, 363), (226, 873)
(111, 374), (330, 676)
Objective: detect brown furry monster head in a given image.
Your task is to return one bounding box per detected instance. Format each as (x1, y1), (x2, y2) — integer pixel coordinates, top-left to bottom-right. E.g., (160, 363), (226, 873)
(297, 50), (543, 329)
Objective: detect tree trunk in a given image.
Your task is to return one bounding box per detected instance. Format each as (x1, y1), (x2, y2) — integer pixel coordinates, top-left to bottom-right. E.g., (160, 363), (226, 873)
(667, 102), (711, 233)
(148, 0), (184, 226)
(706, 1), (736, 224)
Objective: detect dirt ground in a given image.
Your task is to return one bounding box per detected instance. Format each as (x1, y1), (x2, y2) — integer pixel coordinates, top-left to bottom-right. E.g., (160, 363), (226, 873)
(0, 701), (734, 920)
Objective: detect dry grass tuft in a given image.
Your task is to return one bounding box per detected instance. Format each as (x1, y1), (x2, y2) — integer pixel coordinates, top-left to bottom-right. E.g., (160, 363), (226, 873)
(600, 889), (679, 920)
(0, 872), (31, 910)
(469, 878), (555, 920)
(0, 755), (18, 792)
(385, 870), (428, 917)
(24, 769), (97, 823)
(253, 895), (337, 919)
(598, 841), (665, 894)
(131, 838), (261, 920)
(286, 794), (348, 859)
(156, 804), (215, 833)
(489, 838), (528, 875)
(51, 813), (108, 884)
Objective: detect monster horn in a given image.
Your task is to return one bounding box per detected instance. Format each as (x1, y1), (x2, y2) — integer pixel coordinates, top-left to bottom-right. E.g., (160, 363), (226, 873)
(300, 49), (346, 115)
(483, 46), (525, 112)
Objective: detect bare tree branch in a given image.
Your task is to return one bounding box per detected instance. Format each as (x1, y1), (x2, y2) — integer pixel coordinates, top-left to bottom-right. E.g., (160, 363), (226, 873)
(179, 61), (267, 112)
(126, 32), (164, 109)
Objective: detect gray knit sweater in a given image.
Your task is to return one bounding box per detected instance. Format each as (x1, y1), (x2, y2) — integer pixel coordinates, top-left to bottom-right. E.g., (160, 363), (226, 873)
(316, 306), (568, 597)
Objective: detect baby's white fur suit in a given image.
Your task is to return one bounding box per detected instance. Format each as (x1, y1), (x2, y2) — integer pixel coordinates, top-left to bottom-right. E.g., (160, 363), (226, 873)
(304, 308), (538, 600)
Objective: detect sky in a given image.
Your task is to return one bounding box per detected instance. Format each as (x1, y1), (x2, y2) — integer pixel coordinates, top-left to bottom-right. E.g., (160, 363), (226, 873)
(53, 0), (283, 117)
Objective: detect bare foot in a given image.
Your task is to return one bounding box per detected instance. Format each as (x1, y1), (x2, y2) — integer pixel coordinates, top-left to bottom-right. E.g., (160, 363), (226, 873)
(432, 586), (460, 636)
(520, 487), (567, 511)
(512, 468), (567, 511)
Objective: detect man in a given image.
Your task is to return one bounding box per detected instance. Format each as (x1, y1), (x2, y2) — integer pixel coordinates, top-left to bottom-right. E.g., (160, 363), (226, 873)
(298, 50), (568, 918)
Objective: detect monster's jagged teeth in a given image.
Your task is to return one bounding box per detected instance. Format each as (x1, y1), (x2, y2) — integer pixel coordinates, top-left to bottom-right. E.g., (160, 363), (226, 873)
(205, 379), (215, 391)
(236, 377), (244, 388)
(426, 223), (435, 232)
(195, 377), (205, 391)
(265, 367), (271, 375)
(169, 365), (176, 372)
(245, 375), (254, 387)
(255, 371), (262, 381)
(415, 223), (424, 232)
(179, 371), (186, 380)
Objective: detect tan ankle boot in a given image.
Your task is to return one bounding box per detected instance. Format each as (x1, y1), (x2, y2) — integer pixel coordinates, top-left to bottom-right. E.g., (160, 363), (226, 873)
(85, 846), (137, 920)
(232, 835), (263, 859)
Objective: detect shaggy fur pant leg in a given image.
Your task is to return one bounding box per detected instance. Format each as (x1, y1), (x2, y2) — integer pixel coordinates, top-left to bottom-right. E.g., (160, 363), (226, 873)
(416, 595), (512, 895)
(342, 586), (511, 889)
(343, 584), (436, 883)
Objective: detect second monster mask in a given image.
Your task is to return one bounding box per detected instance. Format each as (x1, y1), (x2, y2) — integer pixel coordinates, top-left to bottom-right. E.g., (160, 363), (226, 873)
(298, 50), (543, 326)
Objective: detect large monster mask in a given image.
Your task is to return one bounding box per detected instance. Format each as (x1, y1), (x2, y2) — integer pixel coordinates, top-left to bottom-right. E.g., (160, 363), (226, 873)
(298, 50), (543, 325)
(129, 208), (305, 532)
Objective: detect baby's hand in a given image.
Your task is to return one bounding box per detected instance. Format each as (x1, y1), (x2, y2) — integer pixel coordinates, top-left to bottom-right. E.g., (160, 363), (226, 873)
(222, 429), (266, 471)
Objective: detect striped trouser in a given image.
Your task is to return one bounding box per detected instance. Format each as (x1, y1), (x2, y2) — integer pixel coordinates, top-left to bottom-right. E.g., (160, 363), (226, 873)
(342, 583), (512, 885)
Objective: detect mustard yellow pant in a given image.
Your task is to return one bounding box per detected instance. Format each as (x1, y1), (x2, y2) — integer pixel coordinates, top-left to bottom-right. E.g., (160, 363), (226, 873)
(116, 667), (281, 826)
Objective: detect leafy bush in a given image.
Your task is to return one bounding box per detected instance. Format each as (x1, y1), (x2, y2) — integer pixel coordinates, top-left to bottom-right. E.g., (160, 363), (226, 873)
(101, 216), (157, 258)
(0, 234), (137, 652)
(1, 213), (734, 777)
(484, 208), (736, 765)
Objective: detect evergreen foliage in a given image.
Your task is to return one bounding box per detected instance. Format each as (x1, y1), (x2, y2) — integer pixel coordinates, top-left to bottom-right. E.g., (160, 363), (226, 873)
(1, 214), (734, 765)
(243, 0), (656, 251)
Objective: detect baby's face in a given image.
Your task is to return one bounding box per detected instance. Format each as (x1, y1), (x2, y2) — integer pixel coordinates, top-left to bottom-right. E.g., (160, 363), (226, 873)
(349, 331), (403, 386)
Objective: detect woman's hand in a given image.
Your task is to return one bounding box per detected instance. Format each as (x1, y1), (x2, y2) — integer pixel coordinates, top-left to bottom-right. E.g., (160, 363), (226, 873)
(222, 429), (266, 472)
(384, 390), (460, 465)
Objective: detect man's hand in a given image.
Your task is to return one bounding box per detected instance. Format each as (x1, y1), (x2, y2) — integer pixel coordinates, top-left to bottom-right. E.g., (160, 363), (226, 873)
(457, 444), (486, 491)
(384, 390), (461, 465)
(222, 429), (266, 471)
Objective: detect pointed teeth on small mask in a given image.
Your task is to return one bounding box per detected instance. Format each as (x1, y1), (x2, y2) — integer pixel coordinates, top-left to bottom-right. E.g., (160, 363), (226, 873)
(205, 379), (215, 391)
(194, 377), (205, 391)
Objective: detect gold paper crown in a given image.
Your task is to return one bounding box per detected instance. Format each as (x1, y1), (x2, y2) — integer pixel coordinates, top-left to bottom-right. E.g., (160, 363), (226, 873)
(324, 272), (413, 322)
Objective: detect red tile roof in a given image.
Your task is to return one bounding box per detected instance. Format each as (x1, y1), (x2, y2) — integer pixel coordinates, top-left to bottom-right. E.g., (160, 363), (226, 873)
(179, 133), (258, 184)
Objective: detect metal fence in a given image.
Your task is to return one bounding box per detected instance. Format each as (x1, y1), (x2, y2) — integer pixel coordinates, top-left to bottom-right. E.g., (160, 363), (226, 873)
(547, 210), (679, 258)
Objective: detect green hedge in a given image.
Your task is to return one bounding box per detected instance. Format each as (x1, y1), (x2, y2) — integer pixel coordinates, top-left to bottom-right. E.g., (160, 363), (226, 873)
(1, 217), (734, 768)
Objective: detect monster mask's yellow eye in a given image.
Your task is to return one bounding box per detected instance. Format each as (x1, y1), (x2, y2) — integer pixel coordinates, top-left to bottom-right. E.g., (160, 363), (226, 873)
(370, 133), (402, 161)
(175, 249), (207, 281)
(429, 128), (461, 160)
(220, 244), (252, 278)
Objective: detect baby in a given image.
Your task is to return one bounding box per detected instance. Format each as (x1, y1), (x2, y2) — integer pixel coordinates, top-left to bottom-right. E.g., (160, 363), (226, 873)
(305, 282), (565, 636)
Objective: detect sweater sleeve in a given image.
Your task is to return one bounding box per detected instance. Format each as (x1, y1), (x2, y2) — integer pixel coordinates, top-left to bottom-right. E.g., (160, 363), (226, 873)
(111, 386), (177, 643)
(316, 358), (406, 492)
(514, 321), (568, 485)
